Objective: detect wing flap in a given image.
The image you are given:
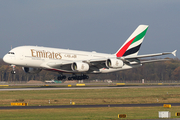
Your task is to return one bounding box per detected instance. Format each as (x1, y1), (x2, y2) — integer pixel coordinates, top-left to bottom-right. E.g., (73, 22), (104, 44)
(140, 59), (169, 64)
(128, 59), (170, 65)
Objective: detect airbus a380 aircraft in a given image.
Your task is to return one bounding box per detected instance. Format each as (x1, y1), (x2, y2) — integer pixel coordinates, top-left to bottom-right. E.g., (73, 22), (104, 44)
(3, 25), (177, 80)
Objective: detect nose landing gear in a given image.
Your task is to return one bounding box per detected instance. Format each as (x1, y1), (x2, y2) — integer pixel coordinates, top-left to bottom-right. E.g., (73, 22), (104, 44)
(11, 65), (16, 74)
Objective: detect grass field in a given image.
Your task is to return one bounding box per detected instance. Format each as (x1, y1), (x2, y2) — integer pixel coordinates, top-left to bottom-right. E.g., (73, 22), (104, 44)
(0, 86), (180, 119)
(1, 87), (180, 106)
(0, 107), (180, 119)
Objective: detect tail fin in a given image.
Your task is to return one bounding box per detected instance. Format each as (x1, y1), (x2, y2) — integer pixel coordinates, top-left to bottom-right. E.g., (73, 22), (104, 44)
(115, 25), (148, 57)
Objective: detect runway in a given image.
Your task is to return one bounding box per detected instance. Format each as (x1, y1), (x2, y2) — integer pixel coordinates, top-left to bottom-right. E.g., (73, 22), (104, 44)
(0, 85), (180, 91)
(0, 86), (126, 91)
(0, 103), (180, 109)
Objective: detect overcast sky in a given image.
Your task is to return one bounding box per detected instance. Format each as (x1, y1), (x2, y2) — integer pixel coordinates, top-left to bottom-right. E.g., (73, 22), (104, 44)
(0, 0), (180, 58)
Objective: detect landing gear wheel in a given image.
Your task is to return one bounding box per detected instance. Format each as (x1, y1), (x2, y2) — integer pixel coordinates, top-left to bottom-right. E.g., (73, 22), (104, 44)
(11, 70), (16, 74)
(85, 75), (89, 79)
(68, 74), (89, 80)
(57, 75), (66, 80)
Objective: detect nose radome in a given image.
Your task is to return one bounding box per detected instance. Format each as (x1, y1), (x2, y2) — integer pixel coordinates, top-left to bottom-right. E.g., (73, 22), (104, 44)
(3, 54), (9, 63)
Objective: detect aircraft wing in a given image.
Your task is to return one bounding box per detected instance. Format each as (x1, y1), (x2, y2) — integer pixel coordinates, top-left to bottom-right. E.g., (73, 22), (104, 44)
(45, 61), (74, 72)
(47, 61), (73, 68)
(45, 50), (176, 72)
(46, 59), (107, 72)
(121, 50), (177, 59)
(118, 50), (176, 65)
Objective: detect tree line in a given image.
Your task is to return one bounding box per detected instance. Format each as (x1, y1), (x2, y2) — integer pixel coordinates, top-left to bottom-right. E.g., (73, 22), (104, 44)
(0, 58), (180, 82)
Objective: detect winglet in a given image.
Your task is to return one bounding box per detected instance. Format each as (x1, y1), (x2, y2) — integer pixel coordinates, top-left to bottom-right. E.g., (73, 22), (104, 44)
(172, 50), (177, 57)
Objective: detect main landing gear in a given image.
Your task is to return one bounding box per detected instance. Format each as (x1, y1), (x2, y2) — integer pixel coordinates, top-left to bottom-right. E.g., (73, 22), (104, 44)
(68, 74), (89, 80)
(57, 74), (66, 80)
(11, 65), (16, 74)
(57, 74), (89, 80)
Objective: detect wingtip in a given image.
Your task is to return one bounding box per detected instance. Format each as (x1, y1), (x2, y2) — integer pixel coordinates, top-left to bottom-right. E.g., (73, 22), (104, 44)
(172, 50), (177, 56)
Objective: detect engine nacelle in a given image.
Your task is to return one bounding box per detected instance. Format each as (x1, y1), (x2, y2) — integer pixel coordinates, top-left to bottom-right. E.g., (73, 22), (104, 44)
(22, 67), (42, 74)
(106, 59), (124, 68)
(71, 62), (89, 72)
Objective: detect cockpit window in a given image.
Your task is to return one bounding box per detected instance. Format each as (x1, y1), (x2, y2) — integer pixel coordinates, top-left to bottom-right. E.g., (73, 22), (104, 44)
(8, 52), (15, 54)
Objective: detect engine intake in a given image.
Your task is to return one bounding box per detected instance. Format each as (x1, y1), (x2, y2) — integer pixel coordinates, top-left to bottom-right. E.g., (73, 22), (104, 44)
(106, 59), (124, 68)
(22, 67), (42, 74)
(71, 62), (89, 72)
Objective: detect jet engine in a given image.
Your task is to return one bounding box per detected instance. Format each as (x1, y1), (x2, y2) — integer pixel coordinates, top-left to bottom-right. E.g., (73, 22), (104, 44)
(106, 59), (124, 68)
(71, 62), (89, 72)
(22, 67), (42, 74)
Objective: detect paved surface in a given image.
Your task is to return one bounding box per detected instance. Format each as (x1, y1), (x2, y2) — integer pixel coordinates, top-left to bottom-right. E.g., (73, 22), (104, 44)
(0, 85), (180, 91)
(0, 86), (127, 91)
(1, 103), (180, 109)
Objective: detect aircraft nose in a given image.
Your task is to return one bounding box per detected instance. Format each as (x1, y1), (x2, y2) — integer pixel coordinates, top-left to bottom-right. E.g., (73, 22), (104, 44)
(3, 54), (9, 63)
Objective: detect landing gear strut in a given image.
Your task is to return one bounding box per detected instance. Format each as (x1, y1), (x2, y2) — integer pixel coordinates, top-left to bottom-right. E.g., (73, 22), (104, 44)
(68, 74), (89, 80)
(11, 65), (16, 74)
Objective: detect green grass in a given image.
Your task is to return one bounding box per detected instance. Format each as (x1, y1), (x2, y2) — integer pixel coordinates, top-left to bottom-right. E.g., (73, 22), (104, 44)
(0, 87), (180, 119)
(0, 87), (180, 106)
(0, 107), (180, 119)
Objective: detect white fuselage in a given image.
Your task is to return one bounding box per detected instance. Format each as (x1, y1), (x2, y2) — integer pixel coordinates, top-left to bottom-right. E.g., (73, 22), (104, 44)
(3, 46), (141, 74)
